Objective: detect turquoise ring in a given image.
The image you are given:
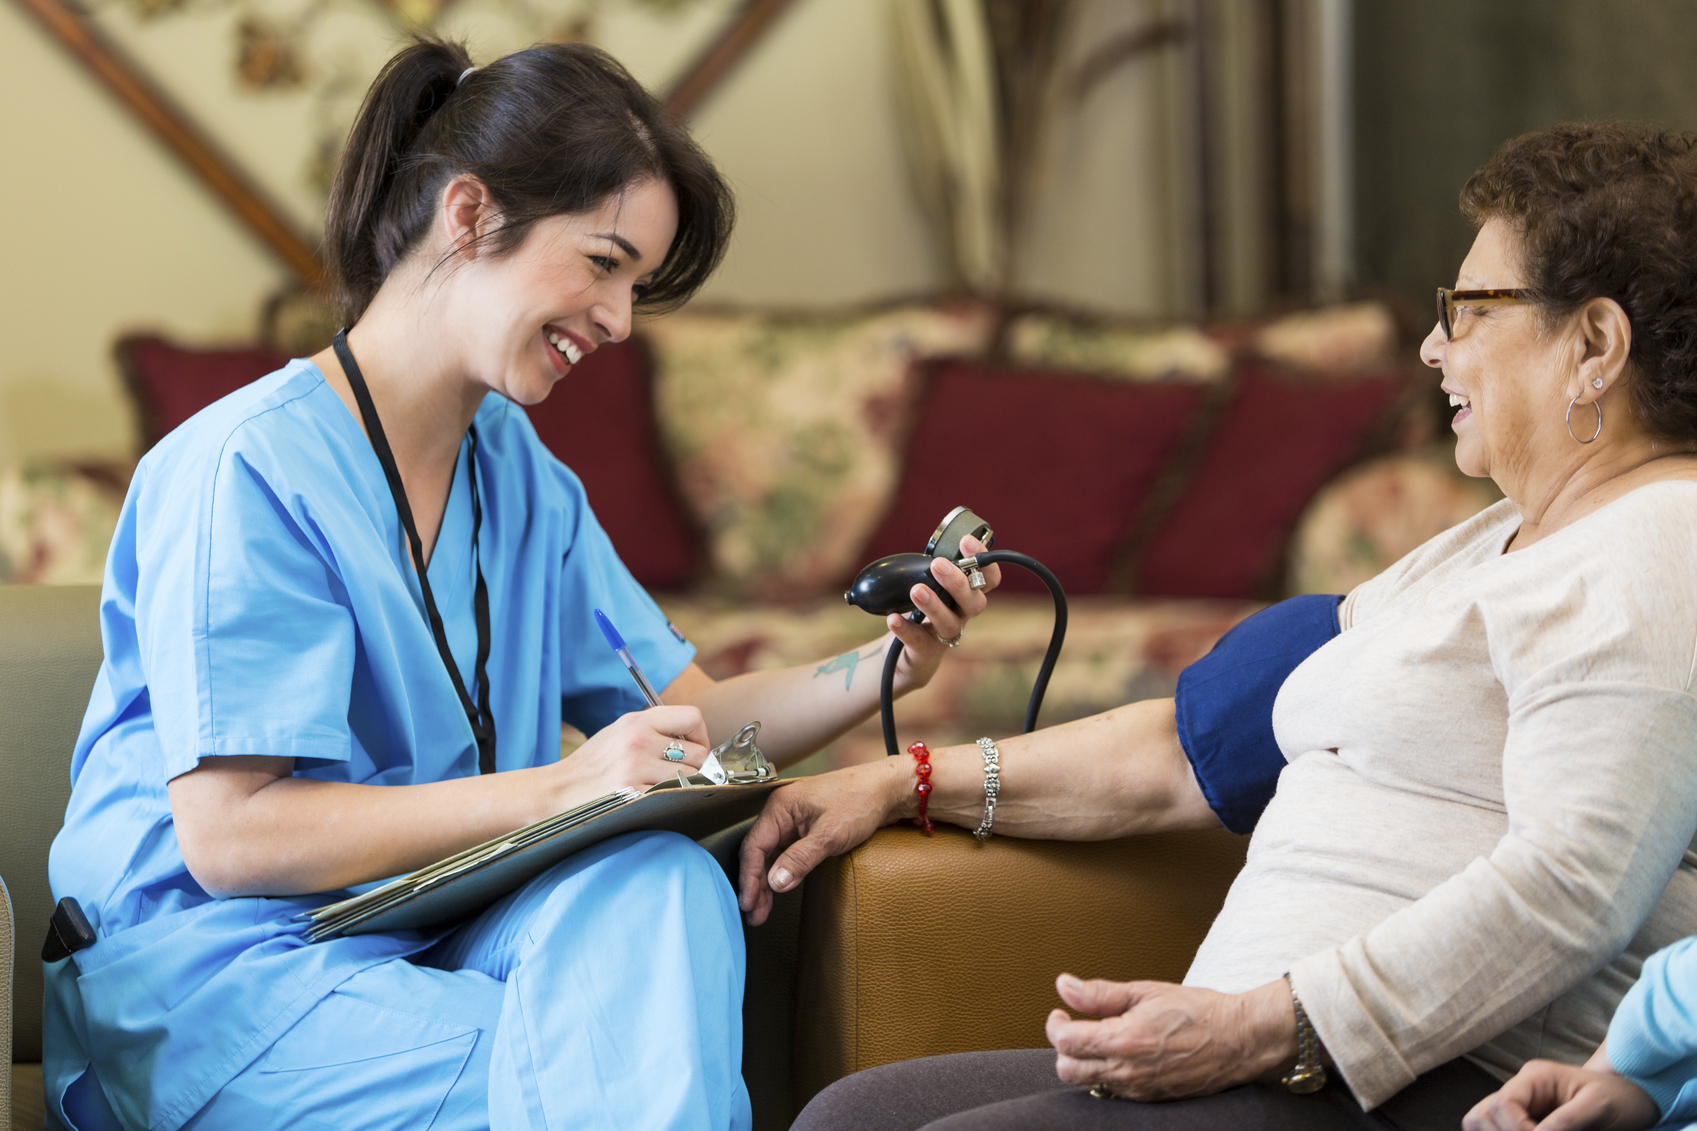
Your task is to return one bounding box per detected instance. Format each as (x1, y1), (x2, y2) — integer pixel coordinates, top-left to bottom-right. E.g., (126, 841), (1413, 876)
(662, 741), (687, 762)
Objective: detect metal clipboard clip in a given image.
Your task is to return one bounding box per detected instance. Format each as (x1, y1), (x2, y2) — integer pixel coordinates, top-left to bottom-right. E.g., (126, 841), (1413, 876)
(677, 721), (776, 788)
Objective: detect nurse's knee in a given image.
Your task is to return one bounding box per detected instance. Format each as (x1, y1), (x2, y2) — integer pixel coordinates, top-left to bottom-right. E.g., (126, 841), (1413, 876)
(541, 830), (731, 910)
(609, 830), (729, 894)
(519, 832), (738, 946)
(516, 832), (742, 971)
(599, 832), (738, 932)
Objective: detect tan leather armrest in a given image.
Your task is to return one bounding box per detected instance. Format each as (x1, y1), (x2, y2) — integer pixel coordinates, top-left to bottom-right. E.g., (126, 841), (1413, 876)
(2, 874), (12, 1131)
(793, 823), (1247, 1106)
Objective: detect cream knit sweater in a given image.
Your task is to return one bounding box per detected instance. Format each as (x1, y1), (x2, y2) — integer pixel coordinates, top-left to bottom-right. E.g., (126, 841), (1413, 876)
(1184, 481), (1697, 1109)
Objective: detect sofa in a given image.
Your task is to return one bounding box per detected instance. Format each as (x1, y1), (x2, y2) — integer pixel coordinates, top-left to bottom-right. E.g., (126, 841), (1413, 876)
(2, 299), (1502, 1127)
(1, 583), (1249, 1131)
(2, 585), (98, 1131)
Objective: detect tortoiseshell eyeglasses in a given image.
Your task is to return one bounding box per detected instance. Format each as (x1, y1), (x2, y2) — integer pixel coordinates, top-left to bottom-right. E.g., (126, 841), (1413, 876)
(1435, 287), (1532, 340)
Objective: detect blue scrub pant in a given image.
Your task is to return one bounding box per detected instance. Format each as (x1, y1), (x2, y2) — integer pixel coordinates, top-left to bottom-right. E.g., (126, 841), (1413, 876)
(66, 831), (752, 1131)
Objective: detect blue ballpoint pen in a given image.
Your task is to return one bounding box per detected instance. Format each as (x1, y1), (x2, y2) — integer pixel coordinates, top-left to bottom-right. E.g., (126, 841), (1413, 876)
(594, 608), (664, 707)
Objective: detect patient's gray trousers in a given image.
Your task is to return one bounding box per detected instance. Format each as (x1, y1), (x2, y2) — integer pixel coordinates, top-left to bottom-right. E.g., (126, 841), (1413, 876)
(792, 1049), (1498, 1131)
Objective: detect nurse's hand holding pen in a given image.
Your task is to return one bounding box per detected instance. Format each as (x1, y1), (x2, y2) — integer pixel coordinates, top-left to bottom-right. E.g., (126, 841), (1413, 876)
(582, 609), (713, 793)
(554, 705), (713, 794)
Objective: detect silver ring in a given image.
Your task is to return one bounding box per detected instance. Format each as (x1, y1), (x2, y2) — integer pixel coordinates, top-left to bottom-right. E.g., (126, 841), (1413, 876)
(662, 740), (686, 762)
(940, 627), (965, 648)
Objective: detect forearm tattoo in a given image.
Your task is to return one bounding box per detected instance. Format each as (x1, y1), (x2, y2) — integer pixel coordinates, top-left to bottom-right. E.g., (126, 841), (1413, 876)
(814, 646), (884, 691)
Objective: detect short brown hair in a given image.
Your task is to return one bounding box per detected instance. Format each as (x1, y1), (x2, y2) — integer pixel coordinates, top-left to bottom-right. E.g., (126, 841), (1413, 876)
(1460, 122), (1697, 444)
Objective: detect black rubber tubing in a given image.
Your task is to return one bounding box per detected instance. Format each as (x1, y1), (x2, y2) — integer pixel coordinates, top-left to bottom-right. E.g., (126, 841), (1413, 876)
(879, 550), (1068, 759)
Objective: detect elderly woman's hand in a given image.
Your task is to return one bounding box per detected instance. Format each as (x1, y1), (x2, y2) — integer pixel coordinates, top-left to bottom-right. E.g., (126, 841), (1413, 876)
(737, 757), (912, 925)
(888, 534), (999, 691)
(1462, 1057), (1659, 1131)
(1045, 975), (1299, 1100)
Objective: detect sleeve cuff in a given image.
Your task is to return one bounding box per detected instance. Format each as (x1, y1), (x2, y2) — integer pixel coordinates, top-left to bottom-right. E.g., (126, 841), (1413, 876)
(649, 639), (698, 701)
(165, 732), (352, 779)
(1612, 1064), (1690, 1124)
(1608, 1041), (1697, 1122)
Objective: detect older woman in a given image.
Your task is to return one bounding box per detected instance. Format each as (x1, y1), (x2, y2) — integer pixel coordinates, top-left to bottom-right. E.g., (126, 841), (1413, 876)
(737, 121), (1697, 1131)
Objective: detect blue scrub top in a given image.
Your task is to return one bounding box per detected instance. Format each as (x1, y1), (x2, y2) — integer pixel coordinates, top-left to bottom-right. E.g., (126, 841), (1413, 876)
(44, 360), (695, 1130)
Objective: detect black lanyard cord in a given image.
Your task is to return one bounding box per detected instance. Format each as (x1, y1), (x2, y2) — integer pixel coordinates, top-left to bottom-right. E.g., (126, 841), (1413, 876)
(333, 329), (497, 774)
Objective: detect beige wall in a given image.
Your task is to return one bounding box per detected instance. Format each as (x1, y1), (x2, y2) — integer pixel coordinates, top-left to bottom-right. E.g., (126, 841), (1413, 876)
(1016, 0), (1190, 319)
(1, 0), (293, 468)
(682, 0), (946, 306)
(0, 0), (1186, 469)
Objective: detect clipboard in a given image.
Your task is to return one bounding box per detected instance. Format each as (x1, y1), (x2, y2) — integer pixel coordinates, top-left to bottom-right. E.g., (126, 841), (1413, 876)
(303, 723), (781, 941)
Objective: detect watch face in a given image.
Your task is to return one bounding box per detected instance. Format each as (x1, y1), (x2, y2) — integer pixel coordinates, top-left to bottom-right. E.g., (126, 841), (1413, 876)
(1284, 1067), (1327, 1095)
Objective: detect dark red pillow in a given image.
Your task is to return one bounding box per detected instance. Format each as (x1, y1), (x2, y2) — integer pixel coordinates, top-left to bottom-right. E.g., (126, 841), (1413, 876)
(117, 333), (701, 591)
(1133, 361), (1405, 599)
(523, 338), (702, 591)
(117, 335), (291, 449)
(858, 359), (1208, 595)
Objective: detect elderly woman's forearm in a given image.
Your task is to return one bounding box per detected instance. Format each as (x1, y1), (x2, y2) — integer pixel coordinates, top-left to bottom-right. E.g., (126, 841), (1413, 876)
(922, 698), (1220, 839)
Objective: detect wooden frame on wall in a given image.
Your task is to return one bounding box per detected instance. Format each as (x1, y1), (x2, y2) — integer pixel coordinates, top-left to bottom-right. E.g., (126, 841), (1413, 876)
(10, 0), (803, 290)
(11, 0), (327, 288)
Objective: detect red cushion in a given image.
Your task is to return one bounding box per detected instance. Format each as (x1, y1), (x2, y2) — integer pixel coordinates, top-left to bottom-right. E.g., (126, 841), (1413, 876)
(858, 359), (1208, 595)
(1133, 361), (1405, 599)
(523, 338), (702, 591)
(118, 333), (701, 591)
(117, 335), (291, 449)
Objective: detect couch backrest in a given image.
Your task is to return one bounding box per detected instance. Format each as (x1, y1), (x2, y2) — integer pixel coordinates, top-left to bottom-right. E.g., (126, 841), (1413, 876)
(0, 585), (101, 1062)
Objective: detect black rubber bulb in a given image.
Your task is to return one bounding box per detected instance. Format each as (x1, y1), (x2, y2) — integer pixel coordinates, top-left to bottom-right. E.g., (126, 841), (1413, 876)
(843, 553), (961, 616)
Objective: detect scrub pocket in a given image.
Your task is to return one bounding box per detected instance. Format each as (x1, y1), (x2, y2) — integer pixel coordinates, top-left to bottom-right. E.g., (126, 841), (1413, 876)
(184, 988), (483, 1131)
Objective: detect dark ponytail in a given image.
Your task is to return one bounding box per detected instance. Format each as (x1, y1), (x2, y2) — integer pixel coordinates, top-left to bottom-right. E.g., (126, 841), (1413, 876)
(324, 37), (734, 324)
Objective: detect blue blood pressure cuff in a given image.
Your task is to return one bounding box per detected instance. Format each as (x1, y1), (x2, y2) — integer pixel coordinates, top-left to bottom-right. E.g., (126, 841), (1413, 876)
(1173, 593), (1343, 835)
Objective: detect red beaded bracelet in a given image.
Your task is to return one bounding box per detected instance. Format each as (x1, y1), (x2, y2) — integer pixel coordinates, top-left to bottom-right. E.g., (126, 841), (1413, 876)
(908, 741), (935, 836)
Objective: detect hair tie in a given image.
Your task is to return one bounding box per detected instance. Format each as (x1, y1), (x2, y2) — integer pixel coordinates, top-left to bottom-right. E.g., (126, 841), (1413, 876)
(457, 66), (477, 87)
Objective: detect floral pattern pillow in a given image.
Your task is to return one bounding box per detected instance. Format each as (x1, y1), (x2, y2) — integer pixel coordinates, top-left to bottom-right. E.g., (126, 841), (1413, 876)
(0, 464), (125, 585)
(1251, 302), (1400, 373)
(1286, 444), (1502, 596)
(643, 304), (994, 598)
(1003, 314), (1230, 383)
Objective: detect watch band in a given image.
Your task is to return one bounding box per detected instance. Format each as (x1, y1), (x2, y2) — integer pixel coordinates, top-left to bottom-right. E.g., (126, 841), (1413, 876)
(1282, 973), (1328, 1094)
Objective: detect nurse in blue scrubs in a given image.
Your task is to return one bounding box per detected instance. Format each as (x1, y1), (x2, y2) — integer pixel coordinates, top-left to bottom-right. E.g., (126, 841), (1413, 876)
(43, 38), (998, 1131)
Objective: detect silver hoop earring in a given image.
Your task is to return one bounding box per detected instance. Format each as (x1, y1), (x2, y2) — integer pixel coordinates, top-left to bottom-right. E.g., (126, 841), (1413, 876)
(1566, 393), (1602, 444)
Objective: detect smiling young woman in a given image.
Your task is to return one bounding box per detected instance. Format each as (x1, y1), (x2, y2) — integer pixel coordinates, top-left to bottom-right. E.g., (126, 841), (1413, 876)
(42, 37), (997, 1131)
